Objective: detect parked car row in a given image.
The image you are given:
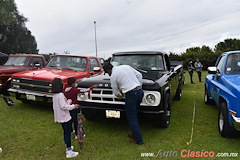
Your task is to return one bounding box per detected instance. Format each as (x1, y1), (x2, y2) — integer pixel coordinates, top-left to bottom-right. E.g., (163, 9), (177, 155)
(3, 50), (240, 138)
(1, 51), (185, 129)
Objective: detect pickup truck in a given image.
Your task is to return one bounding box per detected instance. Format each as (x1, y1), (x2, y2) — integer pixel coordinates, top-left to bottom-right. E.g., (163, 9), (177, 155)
(205, 50), (240, 138)
(8, 54), (103, 104)
(0, 54), (46, 95)
(76, 51), (184, 128)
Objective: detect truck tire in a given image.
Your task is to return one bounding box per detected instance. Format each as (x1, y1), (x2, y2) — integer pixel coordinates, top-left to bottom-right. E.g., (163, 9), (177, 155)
(174, 84), (182, 100)
(158, 93), (171, 128)
(82, 108), (100, 121)
(204, 85), (213, 105)
(218, 102), (239, 138)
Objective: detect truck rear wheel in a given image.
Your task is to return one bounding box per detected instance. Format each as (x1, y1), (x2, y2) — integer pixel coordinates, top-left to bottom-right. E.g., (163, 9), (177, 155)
(174, 84), (182, 100)
(218, 102), (238, 138)
(158, 93), (171, 128)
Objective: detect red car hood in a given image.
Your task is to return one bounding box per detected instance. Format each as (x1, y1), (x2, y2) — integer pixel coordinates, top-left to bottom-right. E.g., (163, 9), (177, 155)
(0, 66), (32, 74)
(11, 68), (89, 81)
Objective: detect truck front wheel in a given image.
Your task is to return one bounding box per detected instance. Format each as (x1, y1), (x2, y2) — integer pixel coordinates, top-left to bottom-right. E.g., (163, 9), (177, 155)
(218, 102), (238, 138)
(204, 85), (213, 105)
(158, 93), (171, 128)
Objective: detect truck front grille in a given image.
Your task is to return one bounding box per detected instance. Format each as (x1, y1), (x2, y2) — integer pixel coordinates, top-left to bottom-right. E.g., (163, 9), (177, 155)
(78, 88), (125, 104)
(11, 77), (51, 93)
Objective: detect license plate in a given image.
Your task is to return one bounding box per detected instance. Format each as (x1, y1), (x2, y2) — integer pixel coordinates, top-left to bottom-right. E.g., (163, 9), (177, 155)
(106, 110), (120, 118)
(26, 94), (36, 101)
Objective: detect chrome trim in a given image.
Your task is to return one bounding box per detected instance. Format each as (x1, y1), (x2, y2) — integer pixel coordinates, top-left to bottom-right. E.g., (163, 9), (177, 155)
(8, 88), (53, 97)
(232, 115), (240, 131)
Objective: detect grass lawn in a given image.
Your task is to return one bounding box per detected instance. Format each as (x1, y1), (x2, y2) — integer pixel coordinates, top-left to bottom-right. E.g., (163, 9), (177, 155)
(1, 71), (240, 160)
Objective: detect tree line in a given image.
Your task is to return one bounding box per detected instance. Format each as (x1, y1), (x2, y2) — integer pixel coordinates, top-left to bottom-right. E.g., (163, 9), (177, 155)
(169, 38), (240, 70)
(0, 0), (38, 54)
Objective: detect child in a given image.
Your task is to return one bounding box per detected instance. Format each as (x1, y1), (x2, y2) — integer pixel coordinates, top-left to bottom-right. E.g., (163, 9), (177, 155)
(64, 77), (98, 139)
(52, 78), (79, 158)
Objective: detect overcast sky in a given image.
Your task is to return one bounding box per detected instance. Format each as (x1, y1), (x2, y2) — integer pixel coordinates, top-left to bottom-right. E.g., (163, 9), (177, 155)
(15, 0), (240, 58)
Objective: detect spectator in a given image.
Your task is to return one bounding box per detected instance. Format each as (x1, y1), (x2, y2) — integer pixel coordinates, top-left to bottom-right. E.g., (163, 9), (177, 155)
(194, 59), (203, 82)
(64, 77), (98, 139)
(188, 60), (195, 84)
(103, 62), (144, 145)
(52, 78), (79, 158)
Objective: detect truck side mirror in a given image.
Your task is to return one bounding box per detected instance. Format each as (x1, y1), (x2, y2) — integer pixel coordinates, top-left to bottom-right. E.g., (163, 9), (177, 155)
(34, 63), (41, 68)
(207, 67), (217, 74)
(93, 67), (101, 72)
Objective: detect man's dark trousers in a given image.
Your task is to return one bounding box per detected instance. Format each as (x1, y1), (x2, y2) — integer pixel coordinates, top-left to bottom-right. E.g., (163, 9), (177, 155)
(125, 89), (144, 144)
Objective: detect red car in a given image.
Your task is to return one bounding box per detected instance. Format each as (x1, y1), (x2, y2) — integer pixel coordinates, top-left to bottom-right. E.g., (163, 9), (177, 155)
(9, 54), (102, 104)
(0, 54), (46, 95)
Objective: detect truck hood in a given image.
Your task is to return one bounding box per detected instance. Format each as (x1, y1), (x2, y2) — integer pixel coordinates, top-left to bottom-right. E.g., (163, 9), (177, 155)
(0, 66), (31, 74)
(78, 72), (162, 90)
(12, 68), (88, 81)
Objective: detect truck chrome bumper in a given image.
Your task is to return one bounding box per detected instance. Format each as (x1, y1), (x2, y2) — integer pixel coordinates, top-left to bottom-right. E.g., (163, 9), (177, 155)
(8, 88), (53, 97)
(232, 115), (240, 131)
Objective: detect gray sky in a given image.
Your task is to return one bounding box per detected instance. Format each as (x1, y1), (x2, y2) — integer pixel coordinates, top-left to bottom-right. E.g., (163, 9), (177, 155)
(15, 0), (240, 58)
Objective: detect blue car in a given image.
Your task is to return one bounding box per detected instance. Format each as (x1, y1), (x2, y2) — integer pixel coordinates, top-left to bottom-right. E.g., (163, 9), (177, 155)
(205, 51), (240, 138)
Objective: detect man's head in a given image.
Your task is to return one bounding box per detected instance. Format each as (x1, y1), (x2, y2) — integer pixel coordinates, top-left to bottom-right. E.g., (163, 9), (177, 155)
(103, 62), (113, 76)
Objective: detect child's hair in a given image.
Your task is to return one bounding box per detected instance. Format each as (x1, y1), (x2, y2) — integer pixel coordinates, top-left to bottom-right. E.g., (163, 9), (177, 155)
(52, 78), (63, 93)
(67, 77), (76, 86)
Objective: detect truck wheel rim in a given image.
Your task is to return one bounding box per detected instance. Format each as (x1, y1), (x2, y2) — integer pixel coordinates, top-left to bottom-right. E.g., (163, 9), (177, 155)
(219, 112), (224, 132)
(204, 91), (207, 102)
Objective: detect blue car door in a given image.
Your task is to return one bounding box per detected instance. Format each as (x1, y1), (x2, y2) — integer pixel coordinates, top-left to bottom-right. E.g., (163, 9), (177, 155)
(209, 55), (226, 105)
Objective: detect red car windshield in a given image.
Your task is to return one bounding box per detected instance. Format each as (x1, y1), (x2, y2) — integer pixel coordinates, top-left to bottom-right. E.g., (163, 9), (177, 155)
(46, 56), (87, 71)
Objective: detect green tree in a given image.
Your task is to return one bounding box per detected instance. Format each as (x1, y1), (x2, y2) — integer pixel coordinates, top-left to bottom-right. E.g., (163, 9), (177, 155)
(0, 0), (38, 54)
(214, 38), (240, 53)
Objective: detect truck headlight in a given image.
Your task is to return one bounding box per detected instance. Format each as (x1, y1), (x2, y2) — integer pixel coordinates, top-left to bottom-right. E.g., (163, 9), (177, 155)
(78, 93), (86, 100)
(145, 94), (156, 104)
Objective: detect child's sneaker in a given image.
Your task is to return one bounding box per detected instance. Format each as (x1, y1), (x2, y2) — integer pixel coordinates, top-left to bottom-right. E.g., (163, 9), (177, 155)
(66, 146), (74, 153)
(66, 151), (78, 158)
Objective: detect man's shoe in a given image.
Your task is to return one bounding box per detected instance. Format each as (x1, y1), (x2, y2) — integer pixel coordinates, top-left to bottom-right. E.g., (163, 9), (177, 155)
(191, 82), (195, 84)
(66, 151), (79, 158)
(130, 139), (144, 145)
(128, 134), (133, 138)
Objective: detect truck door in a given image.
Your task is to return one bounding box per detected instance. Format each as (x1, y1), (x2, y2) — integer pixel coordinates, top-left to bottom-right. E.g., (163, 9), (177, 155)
(210, 55), (226, 104)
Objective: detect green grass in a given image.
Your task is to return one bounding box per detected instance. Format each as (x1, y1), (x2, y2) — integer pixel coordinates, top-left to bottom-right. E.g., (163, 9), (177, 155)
(1, 71), (240, 160)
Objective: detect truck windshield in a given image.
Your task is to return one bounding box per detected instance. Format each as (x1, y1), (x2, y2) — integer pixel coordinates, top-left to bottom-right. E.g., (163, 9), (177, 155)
(4, 56), (30, 66)
(111, 54), (164, 71)
(46, 56), (87, 71)
(225, 53), (240, 75)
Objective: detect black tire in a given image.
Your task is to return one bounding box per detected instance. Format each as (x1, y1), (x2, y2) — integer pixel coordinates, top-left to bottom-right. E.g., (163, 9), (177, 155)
(82, 108), (100, 121)
(174, 84), (182, 100)
(158, 93), (171, 128)
(204, 85), (213, 105)
(218, 102), (239, 138)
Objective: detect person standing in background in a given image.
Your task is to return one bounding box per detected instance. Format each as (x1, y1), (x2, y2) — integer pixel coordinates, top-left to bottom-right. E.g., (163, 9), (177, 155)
(188, 60), (195, 84)
(194, 59), (203, 82)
